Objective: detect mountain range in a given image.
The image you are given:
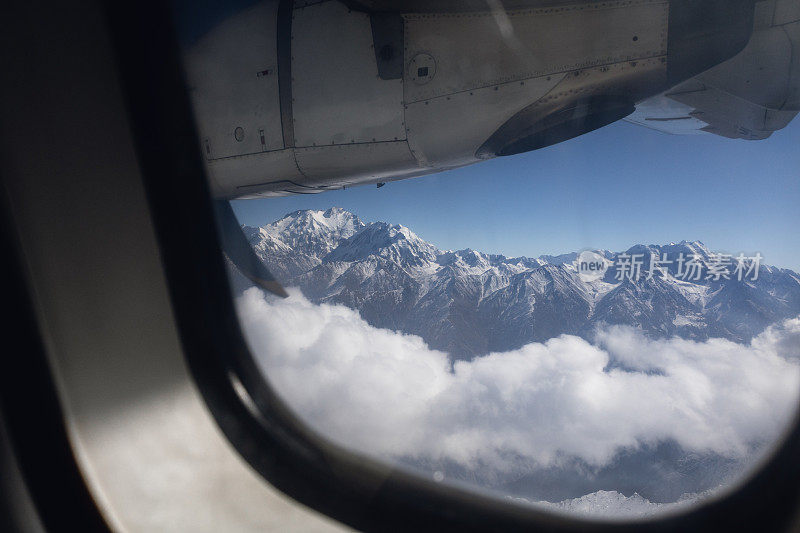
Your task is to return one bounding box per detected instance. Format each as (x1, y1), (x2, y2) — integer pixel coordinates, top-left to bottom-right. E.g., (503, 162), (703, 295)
(242, 207), (800, 359)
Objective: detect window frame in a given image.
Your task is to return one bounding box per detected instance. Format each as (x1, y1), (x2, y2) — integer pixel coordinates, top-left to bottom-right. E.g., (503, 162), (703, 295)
(105, 1), (800, 531)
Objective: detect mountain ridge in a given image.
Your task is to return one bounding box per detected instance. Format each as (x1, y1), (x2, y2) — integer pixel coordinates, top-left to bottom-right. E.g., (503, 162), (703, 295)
(244, 208), (800, 358)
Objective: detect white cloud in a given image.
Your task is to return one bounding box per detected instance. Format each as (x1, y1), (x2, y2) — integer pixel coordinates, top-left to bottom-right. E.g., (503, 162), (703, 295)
(236, 288), (800, 474)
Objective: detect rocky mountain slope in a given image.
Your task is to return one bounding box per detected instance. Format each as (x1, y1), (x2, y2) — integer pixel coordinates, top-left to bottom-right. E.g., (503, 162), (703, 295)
(244, 207), (800, 359)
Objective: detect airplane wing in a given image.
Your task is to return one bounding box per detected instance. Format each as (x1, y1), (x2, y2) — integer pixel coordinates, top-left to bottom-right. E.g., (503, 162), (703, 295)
(626, 1), (800, 140)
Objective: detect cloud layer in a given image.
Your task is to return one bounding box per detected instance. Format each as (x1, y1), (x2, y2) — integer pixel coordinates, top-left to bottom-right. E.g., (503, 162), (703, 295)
(236, 288), (800, 476)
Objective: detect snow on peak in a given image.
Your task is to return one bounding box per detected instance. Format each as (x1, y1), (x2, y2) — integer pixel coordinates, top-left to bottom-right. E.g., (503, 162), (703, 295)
(264, 207), (365, 240)
(324, 221), (439, 266)
(528, 489), (705, 518)
(245, 209), (367, 278)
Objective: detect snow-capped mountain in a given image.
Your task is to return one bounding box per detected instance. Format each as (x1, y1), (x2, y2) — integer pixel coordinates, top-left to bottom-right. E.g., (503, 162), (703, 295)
(243, 207), (365, 280)
(244, 208), (800, 358)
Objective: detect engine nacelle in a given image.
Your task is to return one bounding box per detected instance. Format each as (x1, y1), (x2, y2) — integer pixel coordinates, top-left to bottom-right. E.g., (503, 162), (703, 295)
(183, 0), (758, 198)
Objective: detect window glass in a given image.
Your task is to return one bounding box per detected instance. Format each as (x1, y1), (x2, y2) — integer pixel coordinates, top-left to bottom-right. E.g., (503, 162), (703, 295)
(175, 0), (800, 519)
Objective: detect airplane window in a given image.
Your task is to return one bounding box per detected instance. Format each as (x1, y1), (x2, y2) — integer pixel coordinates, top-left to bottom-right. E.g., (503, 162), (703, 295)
(173, 0), (800, 521)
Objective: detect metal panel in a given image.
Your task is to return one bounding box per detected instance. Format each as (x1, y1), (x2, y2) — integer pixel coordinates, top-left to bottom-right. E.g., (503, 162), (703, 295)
(346, 0), (615, 14)
(291, 1), (407, 147)
(753, 0), (778, 30)
(183, 1), (284, 159)
(403, 0), (668, 103)
(370, 13), (404, 80)
(627, 7), (800, 139)
(625, 95), (709, 135)
(667, 84), (788, 139)
(695, 26), (792, 110)
(405, 73), (565, 168)
(476, 60), (666, 157)
(783, 21), (800, 110)
(205, 148), (306, 198)
(295, 141), (419, 183)
(774, 0), (800, 25)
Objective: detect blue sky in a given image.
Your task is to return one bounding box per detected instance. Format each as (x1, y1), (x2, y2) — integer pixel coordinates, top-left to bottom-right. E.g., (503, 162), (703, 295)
(232, 118), (800, 271)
